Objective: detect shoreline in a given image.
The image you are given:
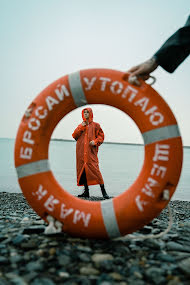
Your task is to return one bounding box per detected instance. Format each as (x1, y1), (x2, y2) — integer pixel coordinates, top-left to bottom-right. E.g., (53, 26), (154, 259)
(0, 192), (190, 284)
(2, 137), (190, 148)
(51, 138), (190, 148)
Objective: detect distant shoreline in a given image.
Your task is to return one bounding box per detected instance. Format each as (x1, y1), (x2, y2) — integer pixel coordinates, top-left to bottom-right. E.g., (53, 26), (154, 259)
(51, 138), (144, 147)
(51, 138), (190, 148)
(1, 137), (190, 148)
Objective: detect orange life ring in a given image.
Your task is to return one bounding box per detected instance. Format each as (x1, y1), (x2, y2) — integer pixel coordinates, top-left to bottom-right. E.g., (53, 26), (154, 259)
(14, 69), (183, 239)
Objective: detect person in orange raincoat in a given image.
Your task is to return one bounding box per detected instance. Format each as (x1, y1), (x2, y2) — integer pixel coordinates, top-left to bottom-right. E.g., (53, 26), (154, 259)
(72, 108), (109, 199)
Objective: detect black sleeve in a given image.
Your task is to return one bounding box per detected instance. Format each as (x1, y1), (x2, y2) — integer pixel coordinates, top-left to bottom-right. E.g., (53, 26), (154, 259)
(153, 15), (190, 73)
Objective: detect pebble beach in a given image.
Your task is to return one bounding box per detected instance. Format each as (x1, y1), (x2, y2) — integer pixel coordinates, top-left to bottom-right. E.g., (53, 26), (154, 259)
(0, 192), (190, 285)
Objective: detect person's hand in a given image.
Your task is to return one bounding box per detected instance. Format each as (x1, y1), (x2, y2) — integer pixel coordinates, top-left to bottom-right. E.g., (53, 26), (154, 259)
(126, 57), (159, 86)
(82, 121), (86, 126)
(89, 140), (95, 146)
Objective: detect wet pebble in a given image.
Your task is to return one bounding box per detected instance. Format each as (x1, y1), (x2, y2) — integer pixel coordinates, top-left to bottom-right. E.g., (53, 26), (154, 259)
(80, 266), (100, 275)
(58, 254), (71, 266)
(156, 252), (176, 262)
(91, 253), (114, 263)
(30, 277), (55, 285)
(25, 261), (44, 272)
(145, 267), (166, 284)
(178, 257), (190, 276)
(167, 241), (190, 252)
(12, 234), (28, 245)
(79, 252), (91, 262)
(0, 257), (9, 265)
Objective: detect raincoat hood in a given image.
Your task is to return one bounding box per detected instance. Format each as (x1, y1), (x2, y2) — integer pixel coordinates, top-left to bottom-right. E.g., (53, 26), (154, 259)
(82, 108), (93, 123)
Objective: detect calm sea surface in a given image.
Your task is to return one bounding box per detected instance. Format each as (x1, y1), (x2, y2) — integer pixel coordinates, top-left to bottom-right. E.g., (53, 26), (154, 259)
(0, 138), (189, 201)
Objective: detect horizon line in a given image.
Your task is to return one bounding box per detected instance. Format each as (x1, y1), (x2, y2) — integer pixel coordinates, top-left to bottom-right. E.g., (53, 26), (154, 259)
(1, 137), (190, 148)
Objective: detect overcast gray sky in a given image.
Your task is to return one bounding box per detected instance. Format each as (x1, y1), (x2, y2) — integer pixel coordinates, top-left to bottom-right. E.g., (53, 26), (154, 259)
(1, 0), (190, 145)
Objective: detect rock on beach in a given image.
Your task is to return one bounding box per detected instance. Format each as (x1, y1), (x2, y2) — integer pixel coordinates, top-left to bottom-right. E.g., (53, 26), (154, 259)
(0, 192), (190, 284)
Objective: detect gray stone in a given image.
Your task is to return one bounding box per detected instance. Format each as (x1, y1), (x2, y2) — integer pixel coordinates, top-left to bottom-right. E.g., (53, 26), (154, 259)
(77, 245), (92, 252)
(178, 257), (190, 276)
(114, 257), (124, 265)
(91, 253), (114, 264)
(20, 241), (38, 249)
(48, 241), (59, 246)
(0, 277), (10, 285)
(156, 252), (176, 262)
(133, 271), (143, 279)
(58, 271), (70, 278)
(167, 241), (190, 252)
(58, 255), (71, 266)
(10, 254), (22, 264)
(12, 235), (28, 245)
(22, 272), (38, 283)
(167, 279), (184, 285)
(23, 252), (31, 261)
(80, 266), (100, 275)
(129, 265), (142, 275)
(79, 253), (91, 262)
(126, 278), (145, 285)
(161, 233), (179, 241)
(108, 272), (124, 280)
(20, 217), (30, 223)
(145, 267), (166, 284)
(31, 278), (55, 285)
(76, 277), (92, 285)
(0, 248), (8, 255)
(9, 276), (27, 285)
(0, 256), (9, 265)
(172, 251), (190, 260)
(96, 273), (114, 284)
(0, 235), (6, 242)
(2, 237), (12, 244)
(144, 238), (164, 250)
(98, 260), (113, 271)
(26, 261), (44, 272)
(130, 245), (142, 252)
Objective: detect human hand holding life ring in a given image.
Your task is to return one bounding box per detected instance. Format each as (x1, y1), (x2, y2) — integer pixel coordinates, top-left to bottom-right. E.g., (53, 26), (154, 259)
(126, 57), (158, 86)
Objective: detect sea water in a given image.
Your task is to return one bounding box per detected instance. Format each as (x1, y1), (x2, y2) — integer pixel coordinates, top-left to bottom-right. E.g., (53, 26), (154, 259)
(0, 138), (189, 201)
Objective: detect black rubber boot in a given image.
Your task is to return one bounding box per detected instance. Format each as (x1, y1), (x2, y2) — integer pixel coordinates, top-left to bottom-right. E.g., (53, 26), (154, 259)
(100, 184), (109, 199)
(78, 186), (89, 198)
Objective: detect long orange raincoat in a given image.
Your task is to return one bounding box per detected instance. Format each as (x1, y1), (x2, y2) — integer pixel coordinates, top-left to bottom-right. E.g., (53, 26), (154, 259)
(72, 108), (104, 187)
